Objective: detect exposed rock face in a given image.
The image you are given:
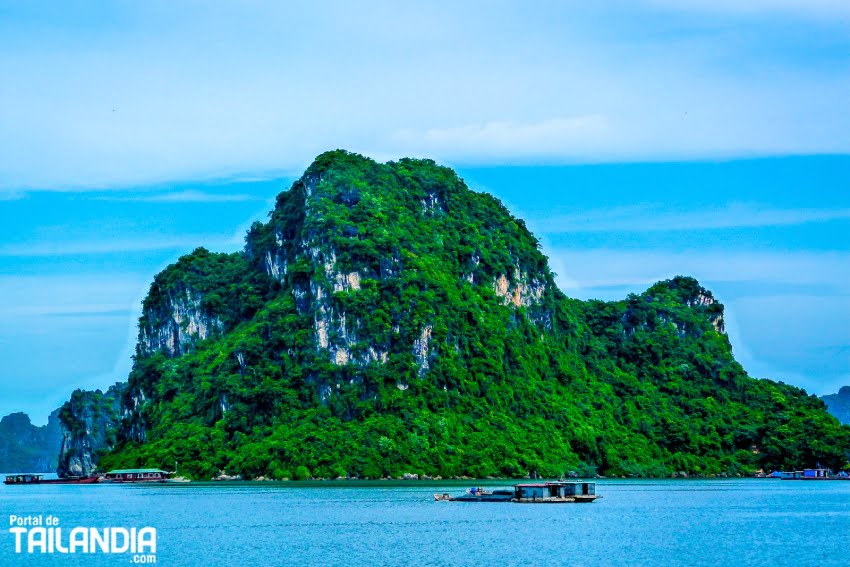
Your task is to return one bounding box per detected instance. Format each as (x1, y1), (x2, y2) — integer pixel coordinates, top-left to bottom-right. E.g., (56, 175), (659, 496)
(246, 172), (398, 371)
(686, 292), (726, 334)
(412, 325), (433, 376)
(135, 247), (271, 359)
(262, 230), (288, 281)
(57, 383), (126, 477)
(122, 387), (149, 444)
(493, 270), (547, 308)
(0, 411), (62, 473)
(334, 271), (361, 292)
(420, 190), (445, 215)
(139, 286), (224, 357)
(822, 386), (850, 425)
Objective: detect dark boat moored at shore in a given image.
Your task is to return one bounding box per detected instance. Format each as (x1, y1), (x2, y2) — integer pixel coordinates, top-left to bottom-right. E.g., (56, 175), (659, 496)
(436, 481), (600, 503)
(4, 474), (100, 485)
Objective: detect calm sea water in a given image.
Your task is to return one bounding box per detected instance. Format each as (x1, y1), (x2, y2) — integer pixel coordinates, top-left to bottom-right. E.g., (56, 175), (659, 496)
(1, 477), (848, 566)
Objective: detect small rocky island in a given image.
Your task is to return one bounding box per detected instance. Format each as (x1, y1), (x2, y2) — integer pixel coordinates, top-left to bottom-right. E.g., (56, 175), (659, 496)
(0, 411), (62, 473)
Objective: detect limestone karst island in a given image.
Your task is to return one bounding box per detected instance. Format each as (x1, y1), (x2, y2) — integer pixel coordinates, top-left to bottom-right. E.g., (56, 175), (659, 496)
(7, 151), (850, 482)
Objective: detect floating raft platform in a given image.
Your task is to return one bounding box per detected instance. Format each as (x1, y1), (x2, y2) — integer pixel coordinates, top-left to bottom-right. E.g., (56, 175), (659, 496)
(435, 481), (600, 503)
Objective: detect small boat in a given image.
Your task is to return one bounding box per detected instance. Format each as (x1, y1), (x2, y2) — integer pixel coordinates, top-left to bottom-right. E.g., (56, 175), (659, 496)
(101, 469), (171, 483)
(435, 488), (514, 502)
(4, 474), (100, 485)
(436, 481), (600, 503)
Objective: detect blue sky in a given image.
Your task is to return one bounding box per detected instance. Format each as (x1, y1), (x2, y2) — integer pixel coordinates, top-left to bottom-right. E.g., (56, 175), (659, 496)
(0, 1), (848, 421)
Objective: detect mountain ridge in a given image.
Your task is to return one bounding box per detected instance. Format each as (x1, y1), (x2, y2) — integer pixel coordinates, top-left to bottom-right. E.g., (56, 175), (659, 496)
(822, 386), (850, 425)
(0, 410), (62, 473)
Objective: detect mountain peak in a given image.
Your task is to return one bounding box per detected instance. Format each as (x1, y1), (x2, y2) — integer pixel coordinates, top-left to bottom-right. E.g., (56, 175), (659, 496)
(641, 276), (725, 334)
(240, 151), (559, 371)
(304, 149), (378, 177)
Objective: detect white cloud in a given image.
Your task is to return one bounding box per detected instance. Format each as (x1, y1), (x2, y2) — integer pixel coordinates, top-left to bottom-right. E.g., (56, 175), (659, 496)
(646, 0), (850, 20)
(0, 275), (146, 317)
(0, 235), (237, 257)
(0, 274), (145, 423)
(0, 2), (847, 192)
(393, 116), (610, 160)
(97, 190), (262, 203)
(550, 248), (850, 294)
(535, 204), (850, 233)
(723, 293), (850, 395)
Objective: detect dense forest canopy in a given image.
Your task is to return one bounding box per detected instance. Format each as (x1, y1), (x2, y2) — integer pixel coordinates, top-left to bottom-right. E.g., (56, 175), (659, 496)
(84, 150), (849, 480)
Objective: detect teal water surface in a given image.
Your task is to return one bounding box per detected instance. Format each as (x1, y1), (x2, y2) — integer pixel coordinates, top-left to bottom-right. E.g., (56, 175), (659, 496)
(1, 479), (848, 566)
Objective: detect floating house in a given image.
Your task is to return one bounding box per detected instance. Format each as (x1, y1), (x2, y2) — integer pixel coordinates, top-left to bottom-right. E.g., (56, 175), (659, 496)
(436, 481), (599, 503)
(4, 474), (44, 485)
(513, 481), (597, 503)
(802, 468), (830, 479)
(779, 468), (832, 480)
(4, 474), (99, 485)
(103, 469), (170, 483)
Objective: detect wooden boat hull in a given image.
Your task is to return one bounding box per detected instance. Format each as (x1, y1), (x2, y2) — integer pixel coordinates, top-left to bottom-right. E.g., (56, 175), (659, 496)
(448, 493), (514, 503)
(4, 476), (100, 485)
(782, 477), (850, 481)
(100, 479), (168, 483)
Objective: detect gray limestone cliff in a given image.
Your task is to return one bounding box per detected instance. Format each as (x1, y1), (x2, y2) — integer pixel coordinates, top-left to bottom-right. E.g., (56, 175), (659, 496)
(57, 383), (126, 477)
(138, 285), (225, 357)
(136, 248), (271, 359)
(240, 161), (558, 399)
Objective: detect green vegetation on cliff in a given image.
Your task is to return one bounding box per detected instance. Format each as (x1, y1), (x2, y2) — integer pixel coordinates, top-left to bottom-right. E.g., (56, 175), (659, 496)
(96, 151), (850, 479)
